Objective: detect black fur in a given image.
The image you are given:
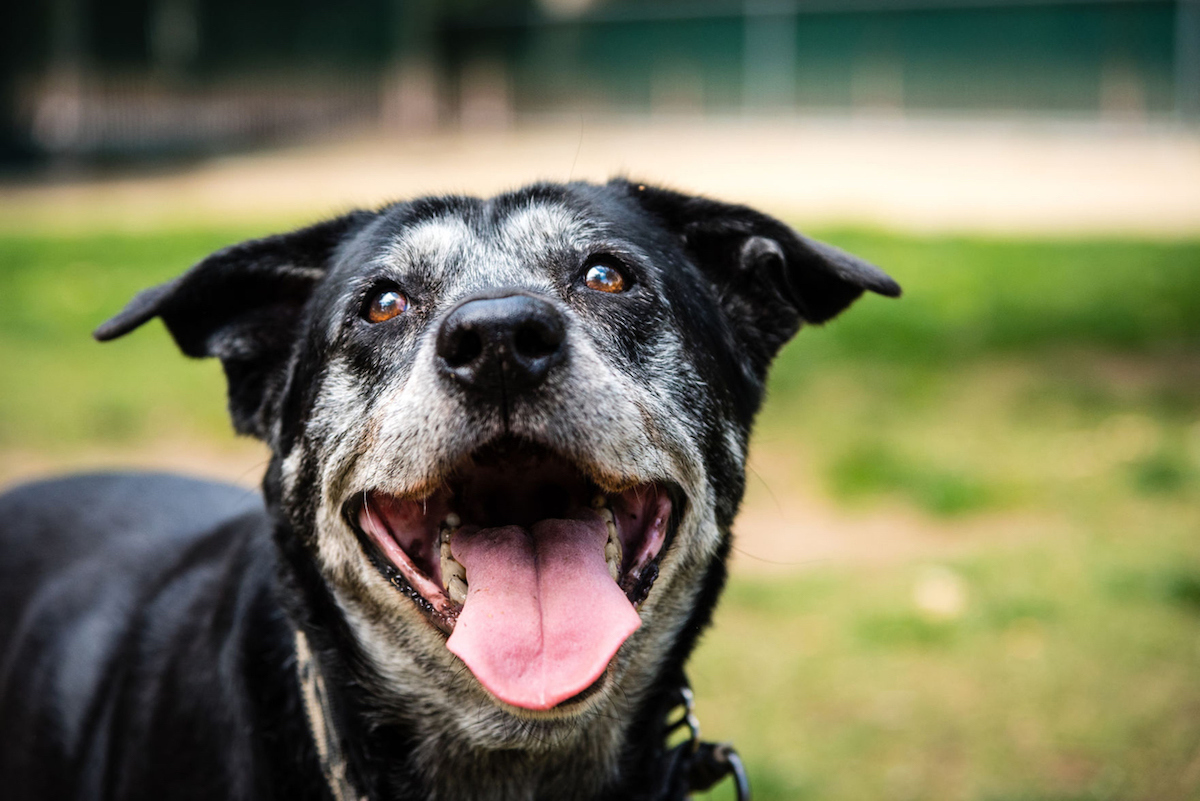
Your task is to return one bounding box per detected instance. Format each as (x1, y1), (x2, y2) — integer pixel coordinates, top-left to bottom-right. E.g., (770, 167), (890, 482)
(0, 180), (898, 800)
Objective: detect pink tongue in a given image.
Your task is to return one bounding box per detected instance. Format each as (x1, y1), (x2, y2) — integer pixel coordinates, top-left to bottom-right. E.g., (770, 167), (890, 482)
(446, 518), (641, 710)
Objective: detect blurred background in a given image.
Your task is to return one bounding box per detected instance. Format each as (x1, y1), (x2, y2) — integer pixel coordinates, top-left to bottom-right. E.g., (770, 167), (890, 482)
(2, 1), (1200, 799)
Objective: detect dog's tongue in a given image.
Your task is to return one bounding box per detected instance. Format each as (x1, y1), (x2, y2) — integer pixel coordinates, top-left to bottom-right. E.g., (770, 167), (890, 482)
(446, 517), (640, 710)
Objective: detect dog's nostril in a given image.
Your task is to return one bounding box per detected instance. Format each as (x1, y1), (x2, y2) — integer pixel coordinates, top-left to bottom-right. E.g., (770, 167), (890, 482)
(445, 330), (483, 368)
(437, 293), (567, 391)
(514, 323), (561, 360)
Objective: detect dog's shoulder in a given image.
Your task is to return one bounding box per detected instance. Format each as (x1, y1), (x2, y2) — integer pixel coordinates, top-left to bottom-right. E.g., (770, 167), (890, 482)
(0, 472), (266, 597)
(0, 471), (263, 534)
(0, 473), (302, 800)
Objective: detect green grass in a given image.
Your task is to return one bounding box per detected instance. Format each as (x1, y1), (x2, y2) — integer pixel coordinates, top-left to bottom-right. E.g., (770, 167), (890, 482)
(775, 232), (1200, 368)
(3, 226), (1200, 800)
(0, 228), (263, 448)
(694, 510), (1200, 801)
(2, 226), (1197, 451)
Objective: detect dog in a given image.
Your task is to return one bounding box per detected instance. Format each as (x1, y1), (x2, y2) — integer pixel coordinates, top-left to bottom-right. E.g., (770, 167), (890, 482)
(0, 179), (898, 800)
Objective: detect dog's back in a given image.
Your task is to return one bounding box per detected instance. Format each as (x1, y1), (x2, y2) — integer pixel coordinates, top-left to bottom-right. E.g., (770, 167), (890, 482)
(0, 474), (305, 800)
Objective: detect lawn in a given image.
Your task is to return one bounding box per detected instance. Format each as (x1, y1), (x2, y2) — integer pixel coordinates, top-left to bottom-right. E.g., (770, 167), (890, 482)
(2, 226), (1199, 800)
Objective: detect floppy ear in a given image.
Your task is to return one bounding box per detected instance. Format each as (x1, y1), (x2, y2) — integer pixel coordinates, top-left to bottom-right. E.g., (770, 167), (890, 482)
(617, 180), (900, 371)
(94, 210), (376, 440)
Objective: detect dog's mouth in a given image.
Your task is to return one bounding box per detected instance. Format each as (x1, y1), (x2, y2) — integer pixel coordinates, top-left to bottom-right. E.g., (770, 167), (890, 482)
(347, 440), (678, 711)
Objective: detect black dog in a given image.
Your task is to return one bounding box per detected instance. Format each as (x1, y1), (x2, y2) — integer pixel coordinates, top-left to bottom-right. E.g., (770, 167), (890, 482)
(0, 180), (898, 800)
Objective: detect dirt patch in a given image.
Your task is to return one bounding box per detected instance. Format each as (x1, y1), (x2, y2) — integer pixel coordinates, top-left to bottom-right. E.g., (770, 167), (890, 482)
(1, 437), (1064, 576)
(0, 439), (269, 491)
(3, 118), (1198, 236)
(731, 474), (1064, 576)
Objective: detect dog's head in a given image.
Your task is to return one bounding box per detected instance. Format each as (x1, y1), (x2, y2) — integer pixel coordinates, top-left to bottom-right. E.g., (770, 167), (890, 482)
(97, 180), (897, 754)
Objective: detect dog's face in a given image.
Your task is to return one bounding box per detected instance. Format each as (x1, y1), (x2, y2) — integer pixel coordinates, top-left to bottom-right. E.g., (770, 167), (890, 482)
(98, 180), (897, 759)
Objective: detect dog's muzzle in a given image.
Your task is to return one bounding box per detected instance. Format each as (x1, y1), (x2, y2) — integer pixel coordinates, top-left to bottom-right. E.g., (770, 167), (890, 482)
(349, 442), (680, 712)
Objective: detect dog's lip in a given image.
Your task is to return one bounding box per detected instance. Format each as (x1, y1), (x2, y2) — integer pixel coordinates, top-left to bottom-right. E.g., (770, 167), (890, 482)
(341, 444), (684, 651)
(344, 475), (684, 630)
(349, 507), (462, 631)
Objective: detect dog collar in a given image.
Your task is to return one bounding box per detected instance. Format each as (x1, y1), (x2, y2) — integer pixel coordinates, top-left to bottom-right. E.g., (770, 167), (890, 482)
(294, 629), (365, 801)
(653, 681), (751, 801)
(293, 629), (749, 801)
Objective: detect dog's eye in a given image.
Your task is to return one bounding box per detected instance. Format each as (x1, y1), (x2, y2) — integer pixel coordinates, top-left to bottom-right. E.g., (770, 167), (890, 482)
(365, 288), (408, 323)
(584, 262), (628, 294)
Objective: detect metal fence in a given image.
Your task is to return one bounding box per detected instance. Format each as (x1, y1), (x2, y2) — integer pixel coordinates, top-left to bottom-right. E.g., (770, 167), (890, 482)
(2, 0), (1195, 162)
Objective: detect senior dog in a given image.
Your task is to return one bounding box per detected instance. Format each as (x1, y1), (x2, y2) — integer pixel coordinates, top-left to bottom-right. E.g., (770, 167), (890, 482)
(0, 180), (898, 800)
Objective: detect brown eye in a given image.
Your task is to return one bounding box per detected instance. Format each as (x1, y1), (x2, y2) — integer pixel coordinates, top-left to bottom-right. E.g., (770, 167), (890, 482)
(365, 288), (408, 323)
(584, 262), (627, 293)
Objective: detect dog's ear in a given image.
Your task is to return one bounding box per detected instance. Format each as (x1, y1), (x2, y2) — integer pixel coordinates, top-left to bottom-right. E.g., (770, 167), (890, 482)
(618, 180), (900, 370)
(94, 211), (375, 439)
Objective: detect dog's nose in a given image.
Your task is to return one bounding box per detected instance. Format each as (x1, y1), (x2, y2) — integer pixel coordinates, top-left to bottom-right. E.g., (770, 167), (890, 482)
(436, 293), (566, 394)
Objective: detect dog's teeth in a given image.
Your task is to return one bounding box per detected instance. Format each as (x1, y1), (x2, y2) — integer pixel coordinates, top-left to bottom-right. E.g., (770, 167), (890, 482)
(447, 576), (469, 605)
(606, 542), (621, 581)
(590, 494), (606, 509)
(438, 514), (469, 600)
(442, 554), (466, 585)
(441, 542), (467, 593)
(605, 524), (622, 582)
(597, 505), (615, 525)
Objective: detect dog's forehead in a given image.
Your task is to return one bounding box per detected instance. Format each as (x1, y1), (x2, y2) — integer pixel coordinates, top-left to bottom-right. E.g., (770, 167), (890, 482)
(371, 196), (605, 290)
(494, 200), (598, 252)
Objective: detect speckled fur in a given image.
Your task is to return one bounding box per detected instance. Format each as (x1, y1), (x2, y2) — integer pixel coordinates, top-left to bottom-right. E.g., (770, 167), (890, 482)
(7, 179), (898, 801)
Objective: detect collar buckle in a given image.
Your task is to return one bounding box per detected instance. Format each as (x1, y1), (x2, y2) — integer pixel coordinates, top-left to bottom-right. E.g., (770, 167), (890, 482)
(659, 679), (751, 801)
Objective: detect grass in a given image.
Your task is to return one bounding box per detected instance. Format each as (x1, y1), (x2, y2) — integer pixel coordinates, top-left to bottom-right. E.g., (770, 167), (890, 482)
(0, 228), (262, 448)
(694, 511), (1200, 801)
(2, 225), (1199, 800)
